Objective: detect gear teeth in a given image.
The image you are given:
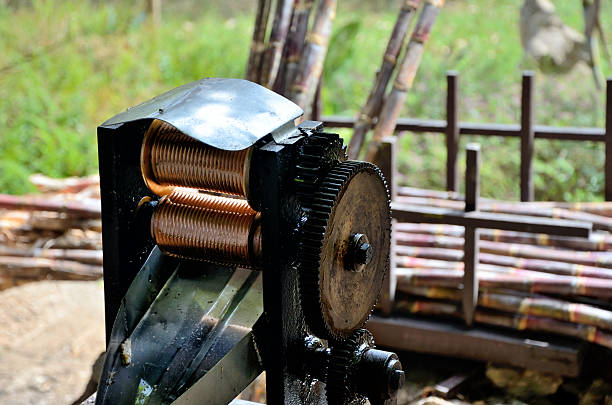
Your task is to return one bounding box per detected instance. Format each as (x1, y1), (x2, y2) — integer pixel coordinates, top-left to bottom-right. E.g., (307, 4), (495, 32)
(294, 132), (345, 208)
(299, 160), (390, 341)
(326, 329), (374, 405)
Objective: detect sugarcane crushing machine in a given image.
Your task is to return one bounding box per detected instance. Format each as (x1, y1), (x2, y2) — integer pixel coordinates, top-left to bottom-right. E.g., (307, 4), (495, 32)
(95, 78), (403, 405)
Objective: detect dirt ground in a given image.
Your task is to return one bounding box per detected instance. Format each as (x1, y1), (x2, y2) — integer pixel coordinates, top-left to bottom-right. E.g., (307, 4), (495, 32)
(0, 280), (105, 405)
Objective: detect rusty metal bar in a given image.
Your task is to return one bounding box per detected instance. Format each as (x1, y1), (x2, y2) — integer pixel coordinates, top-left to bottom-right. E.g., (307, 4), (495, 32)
(391, 203), (592, 237)
(606, 78), (612, 200)
(520, 71), (535, 202)
(446, 71), (459, 192)
(322, 117), (605, 141)
(463, 144), (480, 326)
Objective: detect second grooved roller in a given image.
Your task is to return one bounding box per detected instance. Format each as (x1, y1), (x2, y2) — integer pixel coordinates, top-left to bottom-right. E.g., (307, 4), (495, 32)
(151, 190), (262, 268)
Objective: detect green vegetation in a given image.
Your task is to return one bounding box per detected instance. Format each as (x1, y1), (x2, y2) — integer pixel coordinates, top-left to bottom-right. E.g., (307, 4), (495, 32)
(0, 0), (610, 200)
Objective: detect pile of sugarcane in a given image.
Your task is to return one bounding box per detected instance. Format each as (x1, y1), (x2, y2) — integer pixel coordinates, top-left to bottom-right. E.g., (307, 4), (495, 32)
(245, 0), (445, 137)
(246, 0), (335, 117)
(0, 175), (102, 289)
(393, 186), (612, 350)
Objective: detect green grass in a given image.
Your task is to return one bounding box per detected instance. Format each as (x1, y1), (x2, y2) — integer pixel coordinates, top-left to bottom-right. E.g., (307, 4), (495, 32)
(0, 0), (610, 200)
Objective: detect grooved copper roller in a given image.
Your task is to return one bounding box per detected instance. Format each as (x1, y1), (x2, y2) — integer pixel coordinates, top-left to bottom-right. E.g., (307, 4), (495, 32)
(151, 189), (262, 267)
(141, 119), (252, 197)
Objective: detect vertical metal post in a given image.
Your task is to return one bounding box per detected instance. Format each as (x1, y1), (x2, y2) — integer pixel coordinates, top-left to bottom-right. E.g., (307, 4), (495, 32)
(312, 78), (323, 121)
(465, 143), (480, 212)
(463, 143), (480, 326)
(372, 137), (397, 199)
(372, 137), (397, 315)
(606, 78), (612, 200)
(520, 71), (535, 202)
(446, 71), (459, 192)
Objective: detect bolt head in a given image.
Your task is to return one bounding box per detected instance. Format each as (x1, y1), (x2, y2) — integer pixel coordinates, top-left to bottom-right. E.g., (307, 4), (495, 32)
(346, 233), (374, 272)
(356, 242), (373, 265)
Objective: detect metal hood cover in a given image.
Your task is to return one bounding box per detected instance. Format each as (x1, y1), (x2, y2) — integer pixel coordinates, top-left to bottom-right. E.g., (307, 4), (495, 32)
(100, 78), (303, 151)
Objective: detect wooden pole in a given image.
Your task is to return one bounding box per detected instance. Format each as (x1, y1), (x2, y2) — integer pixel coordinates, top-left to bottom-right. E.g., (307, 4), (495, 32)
(446, 71), (459, 192)
(463, 144), (480, 326)
(605, 78), (612, 200)
(520, 71), (535, 202)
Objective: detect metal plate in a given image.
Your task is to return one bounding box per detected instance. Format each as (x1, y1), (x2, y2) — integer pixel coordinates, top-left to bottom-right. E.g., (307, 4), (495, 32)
(96, 249), (264, 405)
(100, 78), (303, 151)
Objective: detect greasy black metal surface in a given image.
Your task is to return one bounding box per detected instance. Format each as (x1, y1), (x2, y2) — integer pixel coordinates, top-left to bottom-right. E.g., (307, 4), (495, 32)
(251, 137), (309, 404)
(249, 127), (334, 404)
(100, 78), (303, 151)
(98, 121), (159, 343)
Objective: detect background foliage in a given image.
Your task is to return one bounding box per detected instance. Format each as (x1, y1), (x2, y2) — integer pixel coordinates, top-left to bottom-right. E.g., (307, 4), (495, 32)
(0, 0), (610, 200)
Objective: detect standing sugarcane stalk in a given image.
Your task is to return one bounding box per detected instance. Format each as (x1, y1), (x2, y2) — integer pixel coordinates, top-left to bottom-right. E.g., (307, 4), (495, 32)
(364, 0), (444, 161)
(347, 0), (421, 159)
(276, 0), (314, 94)
(288, 0), (336, 116)
(400, 285), (612, 331)
(246, 0), (272, 83)
(396, 267), (612, 299)
(260, 0), (294, 88)
(396, 245), (612, 279)
(396, 299), (612, 349)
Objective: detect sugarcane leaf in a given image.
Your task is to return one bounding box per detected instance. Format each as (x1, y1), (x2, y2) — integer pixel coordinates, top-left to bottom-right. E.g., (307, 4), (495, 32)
(324, 20), (361, 80)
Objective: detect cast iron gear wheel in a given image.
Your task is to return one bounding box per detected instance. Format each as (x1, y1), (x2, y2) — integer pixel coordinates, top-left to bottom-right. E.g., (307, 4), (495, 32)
(326, 328), (374, 405)
(299, 160), (391, 341)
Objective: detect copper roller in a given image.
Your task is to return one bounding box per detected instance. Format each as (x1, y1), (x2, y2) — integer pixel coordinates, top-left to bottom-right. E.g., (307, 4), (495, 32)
(141, 119), (251, 197)
(151, 190), (262, 267)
